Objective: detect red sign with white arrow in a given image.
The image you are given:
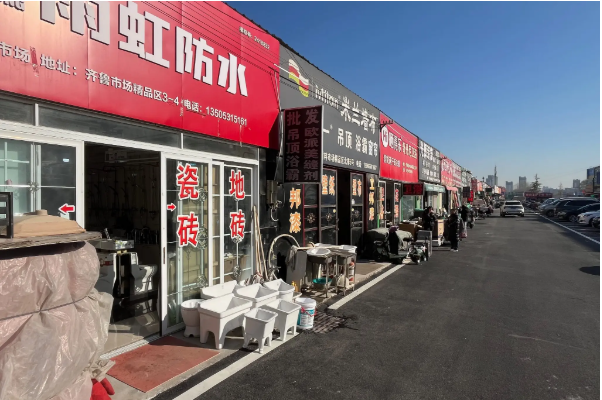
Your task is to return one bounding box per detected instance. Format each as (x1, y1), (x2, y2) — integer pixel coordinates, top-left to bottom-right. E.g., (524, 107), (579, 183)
(59, 204), (75, 214)
(167, 203), (176, 211)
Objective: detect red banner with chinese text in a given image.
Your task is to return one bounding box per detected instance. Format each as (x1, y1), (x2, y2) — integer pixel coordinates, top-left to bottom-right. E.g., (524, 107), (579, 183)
(0, 1), (280, 149)
(379, 113), (418, 182)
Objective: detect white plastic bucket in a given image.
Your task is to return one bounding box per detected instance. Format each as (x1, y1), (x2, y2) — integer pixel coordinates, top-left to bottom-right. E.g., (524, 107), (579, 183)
(295, 297), (316, 330)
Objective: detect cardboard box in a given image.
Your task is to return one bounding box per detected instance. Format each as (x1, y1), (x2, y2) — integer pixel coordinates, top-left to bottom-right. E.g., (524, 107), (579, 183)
(434, 220), (445, 238)
(398, 223), (421, 239)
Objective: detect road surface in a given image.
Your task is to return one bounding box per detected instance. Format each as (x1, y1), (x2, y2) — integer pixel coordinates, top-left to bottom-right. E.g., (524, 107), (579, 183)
(180, 211), (601, 400)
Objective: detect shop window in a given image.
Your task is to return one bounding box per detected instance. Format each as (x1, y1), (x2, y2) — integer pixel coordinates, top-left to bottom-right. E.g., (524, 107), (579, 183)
(39, 107), (180, 148)
(0, 139), (76, 218)
(401, 195), (418, 220)
(0, 98), (34, 125)
(223, 165), (254, 282)
(184, 134), (258, 160)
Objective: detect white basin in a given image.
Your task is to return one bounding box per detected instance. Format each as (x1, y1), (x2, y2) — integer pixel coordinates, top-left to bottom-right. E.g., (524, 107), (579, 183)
(243, 308), (278, 353)
(234, 284), (279, 309)
(340, 245), (357, 253)
(201, 280), (238, 299)
(262, 279), (295, 302)
(198, 294), (252, 349)
(261, 299), (301, 342)
(307, 248), (331, 256)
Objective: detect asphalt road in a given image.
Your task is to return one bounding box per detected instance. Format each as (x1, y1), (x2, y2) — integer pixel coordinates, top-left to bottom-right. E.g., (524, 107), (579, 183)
(534, 212), (600, 243)
(195, 211), (599, 400)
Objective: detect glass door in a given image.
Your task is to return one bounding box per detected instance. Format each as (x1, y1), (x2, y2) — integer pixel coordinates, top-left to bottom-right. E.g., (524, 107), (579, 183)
(160, 153), (219, 335)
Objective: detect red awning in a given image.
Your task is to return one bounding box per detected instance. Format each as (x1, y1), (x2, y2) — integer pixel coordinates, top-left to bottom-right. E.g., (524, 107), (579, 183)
(446, 186), (458, 192)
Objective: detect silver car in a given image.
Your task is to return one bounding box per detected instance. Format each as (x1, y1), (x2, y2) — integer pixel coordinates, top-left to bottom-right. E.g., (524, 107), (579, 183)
(501, 200), (525, 217)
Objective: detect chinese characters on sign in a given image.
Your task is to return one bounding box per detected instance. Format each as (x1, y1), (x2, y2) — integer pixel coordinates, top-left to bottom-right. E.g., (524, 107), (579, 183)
(279, 45), (380, 174)
(418, 140), (441, 184)
(440, 156), (454, 187)
(378, 186), (385, 221)
(379, 114), (419, 183)
(228, 168), (246, 243)
(368, 177), (376, 221)
(0, 1), (278, 148)
(176, 163), (199, 200)
(283, 106), (323, 184)
(177, 212), (199, 247)
(403, 183), (424, 196)
(289, 188), (301, 234)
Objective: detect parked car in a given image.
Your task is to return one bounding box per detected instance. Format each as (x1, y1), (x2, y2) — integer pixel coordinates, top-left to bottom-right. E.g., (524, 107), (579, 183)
(592, 216), (600, 229)
(578, 211), (600, 226)
(539, 197), (589, 217)
(553, 198), (599, 217)
(501, 200), (525, 217)
(557, 203), (600, 222)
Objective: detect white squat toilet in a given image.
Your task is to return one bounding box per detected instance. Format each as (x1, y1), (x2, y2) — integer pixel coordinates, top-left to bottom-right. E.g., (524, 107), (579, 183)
(181, 299), (205, 337)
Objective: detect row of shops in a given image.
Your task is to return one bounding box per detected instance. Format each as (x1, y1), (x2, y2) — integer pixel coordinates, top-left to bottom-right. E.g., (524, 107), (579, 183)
(0, 1), (484, 352)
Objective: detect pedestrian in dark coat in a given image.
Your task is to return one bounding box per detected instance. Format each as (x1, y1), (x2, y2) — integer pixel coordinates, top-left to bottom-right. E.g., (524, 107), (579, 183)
(460, 204), (469, 233)
(421, 206), (435, 232)
(447, 209), (461, 251)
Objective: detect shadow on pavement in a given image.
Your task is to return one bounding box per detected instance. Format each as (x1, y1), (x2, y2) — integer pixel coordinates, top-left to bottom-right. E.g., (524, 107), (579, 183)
(579, 266), (600, 276)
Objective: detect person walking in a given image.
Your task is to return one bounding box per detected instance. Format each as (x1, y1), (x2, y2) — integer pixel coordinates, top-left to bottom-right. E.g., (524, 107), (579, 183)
(447, 209), (461, 252)
(460, 204), (469, 233)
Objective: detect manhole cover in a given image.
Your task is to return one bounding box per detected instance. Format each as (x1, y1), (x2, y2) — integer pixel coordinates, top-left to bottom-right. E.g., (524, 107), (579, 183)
(309, 312), (345, 334)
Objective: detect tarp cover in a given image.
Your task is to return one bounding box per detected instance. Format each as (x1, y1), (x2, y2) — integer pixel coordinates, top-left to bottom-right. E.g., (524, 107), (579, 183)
(0, 242), (112, 400)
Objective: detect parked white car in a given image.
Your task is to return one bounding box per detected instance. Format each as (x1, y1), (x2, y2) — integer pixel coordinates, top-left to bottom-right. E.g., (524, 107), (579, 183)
(501, 200), (525, 217)
(578, 211), (600, 226)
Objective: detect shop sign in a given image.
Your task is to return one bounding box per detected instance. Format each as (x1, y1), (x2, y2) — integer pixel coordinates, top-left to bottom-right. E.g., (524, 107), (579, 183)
(280, 46), (380, 174)
(321, 173), (336, 196)
(418, 140), (441, 183)
(471, 178), (478, 192)
(403, 183), (424, 196)
(440, 155), (454, 187)
(379, 113), (418, 182)
(283, 105), (323, 184)
(461, 170), (471, 188)
(177, 212), (200, 247)
(424, 183), (446, 193)
(462, 187), (471, 198)
(378, 186), (385, 221)
(175, 162), (200, 247)
(0, 2), (280, 148)
(452, 162), (462, 188)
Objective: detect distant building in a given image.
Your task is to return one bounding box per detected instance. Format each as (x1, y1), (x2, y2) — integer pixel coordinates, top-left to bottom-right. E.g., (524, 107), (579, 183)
(542, 186), (554, 193)
(518, 176), (527, 191)
(506, 181), (513, 193)
(486, 175), (498, 187)
(573, 179), (581, 189)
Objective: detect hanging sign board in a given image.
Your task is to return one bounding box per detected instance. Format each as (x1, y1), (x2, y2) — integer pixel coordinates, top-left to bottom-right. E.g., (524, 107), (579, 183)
(283, 105), (323, 184)
(462, 187), (471, 198)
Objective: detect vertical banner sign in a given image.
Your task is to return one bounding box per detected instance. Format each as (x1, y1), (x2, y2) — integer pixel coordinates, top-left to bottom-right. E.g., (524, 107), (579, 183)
(378, 185), (385, 221)
(176, 162), (200, 247)
(366, 174), (377, 229)
(394, 186), (400, 222)
(440, 155), (454, 187)
(289, 187), (302, 234)
(283, 106), (323, 184)
(229, 169), (246, 243)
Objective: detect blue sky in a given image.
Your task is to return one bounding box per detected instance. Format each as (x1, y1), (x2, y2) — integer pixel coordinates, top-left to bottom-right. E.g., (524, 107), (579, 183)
(231, 1), (600, 189)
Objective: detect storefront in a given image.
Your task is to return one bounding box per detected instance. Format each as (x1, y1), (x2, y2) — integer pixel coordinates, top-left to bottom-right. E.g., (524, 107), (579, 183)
(0, 2), (280, 350)
(379, 113), (420, 223)
(279, 44), (380, 246)
(419, 139), (443, 211)
(461, 169), (472, 202)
